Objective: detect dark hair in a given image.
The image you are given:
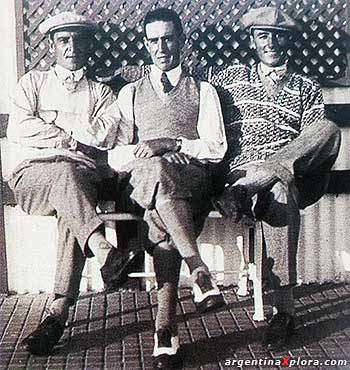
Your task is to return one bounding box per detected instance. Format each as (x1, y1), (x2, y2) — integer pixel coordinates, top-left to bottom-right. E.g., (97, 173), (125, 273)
(143, 8), (184, 37)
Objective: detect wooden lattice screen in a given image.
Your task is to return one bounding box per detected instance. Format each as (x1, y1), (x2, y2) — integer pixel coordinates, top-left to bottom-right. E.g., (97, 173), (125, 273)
(16, 0), (350, 86)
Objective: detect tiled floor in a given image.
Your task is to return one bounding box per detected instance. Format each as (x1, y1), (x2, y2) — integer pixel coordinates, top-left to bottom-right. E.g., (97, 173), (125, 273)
(1, 283), (350, 370)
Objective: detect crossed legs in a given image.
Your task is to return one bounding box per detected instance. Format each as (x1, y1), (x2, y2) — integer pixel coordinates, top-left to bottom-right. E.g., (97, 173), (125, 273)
(213, 119), (341, 349)
(9, 160), (116, 354)
(257, 179), (300, 349)
(128, 157), (224, 367)
(130, 157), (223, 296)
(214, 167), (299, 350)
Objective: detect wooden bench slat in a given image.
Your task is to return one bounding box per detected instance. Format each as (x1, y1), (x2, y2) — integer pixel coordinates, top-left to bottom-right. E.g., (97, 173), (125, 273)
(98, 210), (223, 222)
(98, 212), (143, 221)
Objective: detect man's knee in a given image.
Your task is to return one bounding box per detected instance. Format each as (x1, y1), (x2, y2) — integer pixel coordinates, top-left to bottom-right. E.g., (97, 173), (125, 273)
(54, 162), (99, 190)
(134, 157), (174, 182)
(256, 181), (299, 226)
(321, 118), (341, 142)
(55, 162), (84, 181)
(323, 118), (342, 160)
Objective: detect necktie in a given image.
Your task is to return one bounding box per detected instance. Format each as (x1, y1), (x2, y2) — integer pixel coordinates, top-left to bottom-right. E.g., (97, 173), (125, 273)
(264, 64), (287, 85)
(160, 72), (173, 93)
(63, 72), (78, 91)
(266, 70), (285, 84)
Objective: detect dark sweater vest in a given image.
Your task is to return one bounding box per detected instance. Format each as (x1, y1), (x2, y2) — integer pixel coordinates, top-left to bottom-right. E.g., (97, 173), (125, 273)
(133, 73), (200, 141)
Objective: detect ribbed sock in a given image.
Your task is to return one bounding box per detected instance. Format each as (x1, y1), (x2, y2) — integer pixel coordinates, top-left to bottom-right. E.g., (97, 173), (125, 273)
(87, 231), (114, 266)
(156, 198), (207, 272)
(48, 297), (71, 325)
(153, 245), (182, 332)
(185, 255), (208, 275)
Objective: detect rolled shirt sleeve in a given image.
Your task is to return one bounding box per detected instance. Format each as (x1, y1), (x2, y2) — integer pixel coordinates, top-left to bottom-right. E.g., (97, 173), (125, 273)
(107, 84), (137, 170)
(116, 83), (137, 137)
(179, 81), (227, 161)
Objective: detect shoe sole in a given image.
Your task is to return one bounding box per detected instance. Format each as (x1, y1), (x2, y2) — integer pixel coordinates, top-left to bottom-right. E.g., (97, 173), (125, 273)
(195, 294), (225, 314)
(23, 341), (55, 356)
(262, 316), (295, 350)
(153, 353), (182, 369)
(262, 334), (293, 351)
(21, 316), (64, 356)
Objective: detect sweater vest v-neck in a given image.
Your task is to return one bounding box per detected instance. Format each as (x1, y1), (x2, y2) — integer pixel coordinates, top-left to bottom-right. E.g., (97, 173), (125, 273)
(133, 73), (200, 141)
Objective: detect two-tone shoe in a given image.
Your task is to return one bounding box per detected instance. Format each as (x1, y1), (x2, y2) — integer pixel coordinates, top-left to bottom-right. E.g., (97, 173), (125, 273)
(192, 271), (225, 313)
(153, 327), (182, 369)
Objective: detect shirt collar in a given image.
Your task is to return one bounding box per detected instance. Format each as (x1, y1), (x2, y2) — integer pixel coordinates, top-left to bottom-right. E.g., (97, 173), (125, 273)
(150, 64), (182, 87)
(54, 64), (85, 82)
(259, 61), (288, 78)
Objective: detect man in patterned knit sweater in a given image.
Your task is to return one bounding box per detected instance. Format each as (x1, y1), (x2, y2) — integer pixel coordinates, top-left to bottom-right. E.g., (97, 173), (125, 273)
(108, 8), (227, 369)
(210, 7), (341, 350)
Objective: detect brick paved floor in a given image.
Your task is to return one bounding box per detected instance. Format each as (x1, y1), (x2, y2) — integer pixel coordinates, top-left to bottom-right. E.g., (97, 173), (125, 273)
(1, 283), (350, 370)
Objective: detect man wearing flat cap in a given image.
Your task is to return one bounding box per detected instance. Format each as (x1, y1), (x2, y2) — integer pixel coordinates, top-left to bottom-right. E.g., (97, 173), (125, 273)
(7, 11), (132, 355)
(210, 6), (341, 349)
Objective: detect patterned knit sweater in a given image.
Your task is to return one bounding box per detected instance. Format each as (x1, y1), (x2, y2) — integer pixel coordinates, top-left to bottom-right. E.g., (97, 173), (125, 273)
(209, 63), (325, 174)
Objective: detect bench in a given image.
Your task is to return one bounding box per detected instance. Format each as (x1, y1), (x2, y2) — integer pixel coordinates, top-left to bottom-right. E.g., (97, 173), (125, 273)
(2, 106), (350, 321)
(0, 111), (266, 319)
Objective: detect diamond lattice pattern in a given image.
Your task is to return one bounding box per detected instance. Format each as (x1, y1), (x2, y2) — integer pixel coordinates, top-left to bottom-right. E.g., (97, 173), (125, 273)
(21, 0), (348, 84)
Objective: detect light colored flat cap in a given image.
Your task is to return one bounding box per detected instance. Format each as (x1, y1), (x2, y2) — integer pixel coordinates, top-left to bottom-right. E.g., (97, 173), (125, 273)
(39, 11), (96, 34)
(240, 7), (301, 32)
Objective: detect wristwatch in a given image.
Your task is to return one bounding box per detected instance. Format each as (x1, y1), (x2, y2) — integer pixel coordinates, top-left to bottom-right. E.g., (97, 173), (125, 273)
(175, 138), (182, 152)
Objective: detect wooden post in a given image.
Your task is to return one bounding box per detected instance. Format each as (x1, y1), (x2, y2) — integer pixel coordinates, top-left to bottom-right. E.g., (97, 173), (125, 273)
(0, 115), (9, 294)
(14, 0), (25, 80)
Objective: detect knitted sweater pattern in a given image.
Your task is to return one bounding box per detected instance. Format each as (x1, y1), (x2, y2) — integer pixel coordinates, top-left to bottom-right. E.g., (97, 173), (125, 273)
(210, 63), (325, 172)
(133, 73), (200, 141)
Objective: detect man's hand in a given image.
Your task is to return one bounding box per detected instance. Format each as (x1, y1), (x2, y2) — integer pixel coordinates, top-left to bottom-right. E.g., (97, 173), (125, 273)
(162, 151), (191, 165)
(231, 165), (279, 197)
(133, 138), (177, 158)
(39, 110), (57, 124)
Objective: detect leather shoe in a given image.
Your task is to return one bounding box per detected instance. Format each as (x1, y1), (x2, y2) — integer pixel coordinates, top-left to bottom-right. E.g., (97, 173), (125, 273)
(100, 245), (141, 291)
(193, 271), (225, 313)
(22, 316), (64, 355)
(153, 327), (182, 369)
(212, 185), (254, 222)
(262, 312), (295, 350)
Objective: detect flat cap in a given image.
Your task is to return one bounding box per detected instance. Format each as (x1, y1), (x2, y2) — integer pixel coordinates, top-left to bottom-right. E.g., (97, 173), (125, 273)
(39, 11), (96, 34)
(240, 7), (301, 32)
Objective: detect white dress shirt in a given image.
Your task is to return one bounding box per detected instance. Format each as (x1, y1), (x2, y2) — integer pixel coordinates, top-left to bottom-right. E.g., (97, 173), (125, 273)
(108, 64), (227, 170)
(54, 64), (85, 83)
